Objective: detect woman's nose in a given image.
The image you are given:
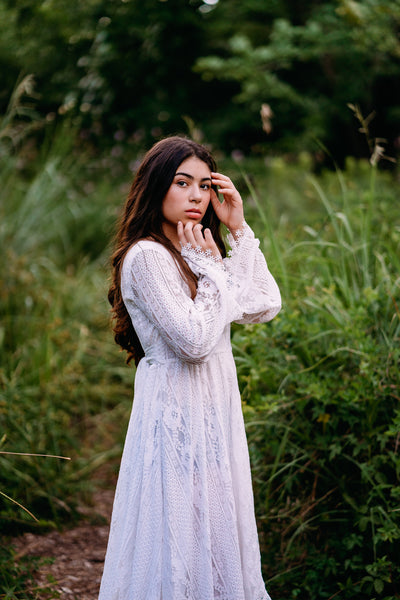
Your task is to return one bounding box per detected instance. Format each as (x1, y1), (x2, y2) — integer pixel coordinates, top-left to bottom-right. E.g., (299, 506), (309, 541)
(190, 185), (202, 203)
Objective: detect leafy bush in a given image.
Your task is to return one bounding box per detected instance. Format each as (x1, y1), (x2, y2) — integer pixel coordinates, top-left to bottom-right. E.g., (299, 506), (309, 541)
(234, 160), (400, 598)
(0, 117), (134, 533)
(0, 544), (58, 600)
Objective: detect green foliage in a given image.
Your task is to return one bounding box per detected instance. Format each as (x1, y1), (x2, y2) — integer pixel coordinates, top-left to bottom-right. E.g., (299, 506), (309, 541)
(0, 0), (220, 146)
(0, 544), (59, 599)
(0, 97), (132, 591)
(1, 86), (399, 596)
(196, 0), (400, 155)
(1, 0), (400, 158)
(0, 109), (132, 532)
(233, 159), (400, 598)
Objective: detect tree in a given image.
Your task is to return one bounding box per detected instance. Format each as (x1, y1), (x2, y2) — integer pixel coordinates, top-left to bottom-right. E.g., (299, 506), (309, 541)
(195, 0), (400, 158)
(0, 0), (223, 147)
(1, 0), (399, 158)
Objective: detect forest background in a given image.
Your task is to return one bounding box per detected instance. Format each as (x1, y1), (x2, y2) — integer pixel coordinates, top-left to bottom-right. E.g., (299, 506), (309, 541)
(1, 0), (399, 599)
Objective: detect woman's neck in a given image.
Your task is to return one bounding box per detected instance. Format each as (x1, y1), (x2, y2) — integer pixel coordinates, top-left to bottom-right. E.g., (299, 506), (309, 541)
(161, 221), (180, 251)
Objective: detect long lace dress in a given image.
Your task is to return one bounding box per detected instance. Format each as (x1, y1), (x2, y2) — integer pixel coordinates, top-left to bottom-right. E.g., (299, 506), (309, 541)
(98, 223), (281, 600)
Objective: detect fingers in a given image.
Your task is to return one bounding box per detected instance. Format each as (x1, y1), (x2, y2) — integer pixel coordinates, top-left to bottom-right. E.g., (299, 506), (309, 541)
(203, 227), (220, 256)
(211, 172), (231, 185)
(177, 220), (186, 247)
(211, 173), (231, 196)
(211, 172), (236, 192)
(178, 221), (203, 248)
(211, 172), (242, 204)
(183, 223), (203, 248)
(210, 172), (245, 232)
(178, 221), (221, 260)
(210, 187), (222, 215)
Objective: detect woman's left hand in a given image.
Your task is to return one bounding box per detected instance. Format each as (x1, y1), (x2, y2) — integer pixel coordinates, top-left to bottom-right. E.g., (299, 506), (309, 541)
(210, 172), (245, 235)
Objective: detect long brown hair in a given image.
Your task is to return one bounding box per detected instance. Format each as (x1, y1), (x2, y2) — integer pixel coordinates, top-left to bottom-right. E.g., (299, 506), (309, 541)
(108, 136), (226, 365)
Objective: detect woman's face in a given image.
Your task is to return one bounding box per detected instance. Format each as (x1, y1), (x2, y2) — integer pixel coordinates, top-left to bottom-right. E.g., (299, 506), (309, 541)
(161, 156), (212, 245)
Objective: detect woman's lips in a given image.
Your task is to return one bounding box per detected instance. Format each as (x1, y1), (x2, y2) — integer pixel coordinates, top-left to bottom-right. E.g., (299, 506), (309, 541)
(185, 209), (202, 218)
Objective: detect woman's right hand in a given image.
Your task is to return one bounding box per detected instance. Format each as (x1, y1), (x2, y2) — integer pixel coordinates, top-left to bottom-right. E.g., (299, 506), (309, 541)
(178, 221), (222, 262)
(210, 172), (245, 236)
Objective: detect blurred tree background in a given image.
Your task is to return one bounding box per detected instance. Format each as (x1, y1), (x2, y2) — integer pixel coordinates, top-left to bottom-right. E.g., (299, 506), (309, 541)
(1, 1), (400, 599)
(1, 0), (399, 158)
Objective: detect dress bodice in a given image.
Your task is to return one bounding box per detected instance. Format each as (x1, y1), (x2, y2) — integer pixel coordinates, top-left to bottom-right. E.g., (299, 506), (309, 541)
(121, 225), (281, 365)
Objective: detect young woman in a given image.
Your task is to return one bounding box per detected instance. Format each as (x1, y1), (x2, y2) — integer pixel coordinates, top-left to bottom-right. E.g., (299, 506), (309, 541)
(99, 136), (281, 600)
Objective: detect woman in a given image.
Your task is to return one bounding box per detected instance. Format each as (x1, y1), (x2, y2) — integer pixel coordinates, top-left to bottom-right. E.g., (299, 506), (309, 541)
(99, 136), (281, 600)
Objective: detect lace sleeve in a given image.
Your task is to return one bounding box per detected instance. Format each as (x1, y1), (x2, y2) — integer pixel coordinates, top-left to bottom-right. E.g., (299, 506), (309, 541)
(224, 222), (282, 324)
(121, 242), (244, 363)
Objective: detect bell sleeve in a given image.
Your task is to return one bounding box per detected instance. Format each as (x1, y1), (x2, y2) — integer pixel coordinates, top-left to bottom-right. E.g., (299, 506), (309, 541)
(223, 222), (282, 324)
(121, 242), (244, 363)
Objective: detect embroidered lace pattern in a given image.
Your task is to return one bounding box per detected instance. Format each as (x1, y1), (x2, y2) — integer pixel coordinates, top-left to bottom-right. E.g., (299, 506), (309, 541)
(98, 226), (281, 600)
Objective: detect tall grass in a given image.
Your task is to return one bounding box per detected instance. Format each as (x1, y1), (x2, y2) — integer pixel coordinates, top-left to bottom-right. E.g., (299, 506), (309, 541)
(233, 156), (400, 599)
(0, 114), (132, 535)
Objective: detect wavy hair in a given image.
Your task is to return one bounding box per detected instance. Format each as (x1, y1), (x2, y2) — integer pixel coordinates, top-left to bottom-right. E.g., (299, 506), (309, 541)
(108, 136), (226, 365)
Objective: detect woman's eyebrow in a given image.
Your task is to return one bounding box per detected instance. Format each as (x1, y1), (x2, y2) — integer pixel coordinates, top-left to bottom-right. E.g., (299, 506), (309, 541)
(175, 171), (212, 182)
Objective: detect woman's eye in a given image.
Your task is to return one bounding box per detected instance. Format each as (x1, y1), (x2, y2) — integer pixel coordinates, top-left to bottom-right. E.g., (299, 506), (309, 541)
(201, 184), (210, 190)
(176, 180), (187, 187)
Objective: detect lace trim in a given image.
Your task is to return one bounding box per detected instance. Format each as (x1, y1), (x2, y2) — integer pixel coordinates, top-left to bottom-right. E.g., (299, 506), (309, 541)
(226, 222), (253, 259)
(181, 243), (225, 272)
(180, 244), (240, 293)
(228, 220), (247, 242)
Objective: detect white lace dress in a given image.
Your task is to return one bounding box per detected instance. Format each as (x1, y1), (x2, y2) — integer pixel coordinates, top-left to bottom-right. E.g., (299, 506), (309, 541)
(98, 223), (281, 600)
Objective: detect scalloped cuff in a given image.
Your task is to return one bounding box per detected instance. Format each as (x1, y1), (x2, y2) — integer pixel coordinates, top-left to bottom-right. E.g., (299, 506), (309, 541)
(226, 222), (258, 257)
(181, 244), (225, 275)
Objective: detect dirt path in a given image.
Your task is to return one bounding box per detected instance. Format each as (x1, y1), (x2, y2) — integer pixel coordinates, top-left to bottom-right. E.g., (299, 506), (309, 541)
(12, 490), (114, 600)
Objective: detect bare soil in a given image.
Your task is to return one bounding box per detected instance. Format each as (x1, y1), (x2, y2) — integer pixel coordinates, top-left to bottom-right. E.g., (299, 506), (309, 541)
(12, 490), (114, 600)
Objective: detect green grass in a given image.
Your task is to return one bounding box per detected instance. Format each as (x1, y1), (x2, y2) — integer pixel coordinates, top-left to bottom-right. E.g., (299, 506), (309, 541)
(233, 156), (400, 599)
(0, 113), (399, 598)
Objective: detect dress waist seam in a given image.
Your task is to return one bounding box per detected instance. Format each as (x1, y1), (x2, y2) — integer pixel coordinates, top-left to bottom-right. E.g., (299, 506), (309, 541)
(140, 349), (232, 368)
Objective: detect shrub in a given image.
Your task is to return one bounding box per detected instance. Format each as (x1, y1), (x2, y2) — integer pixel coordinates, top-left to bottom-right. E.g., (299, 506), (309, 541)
(234, 160), (400, 599)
